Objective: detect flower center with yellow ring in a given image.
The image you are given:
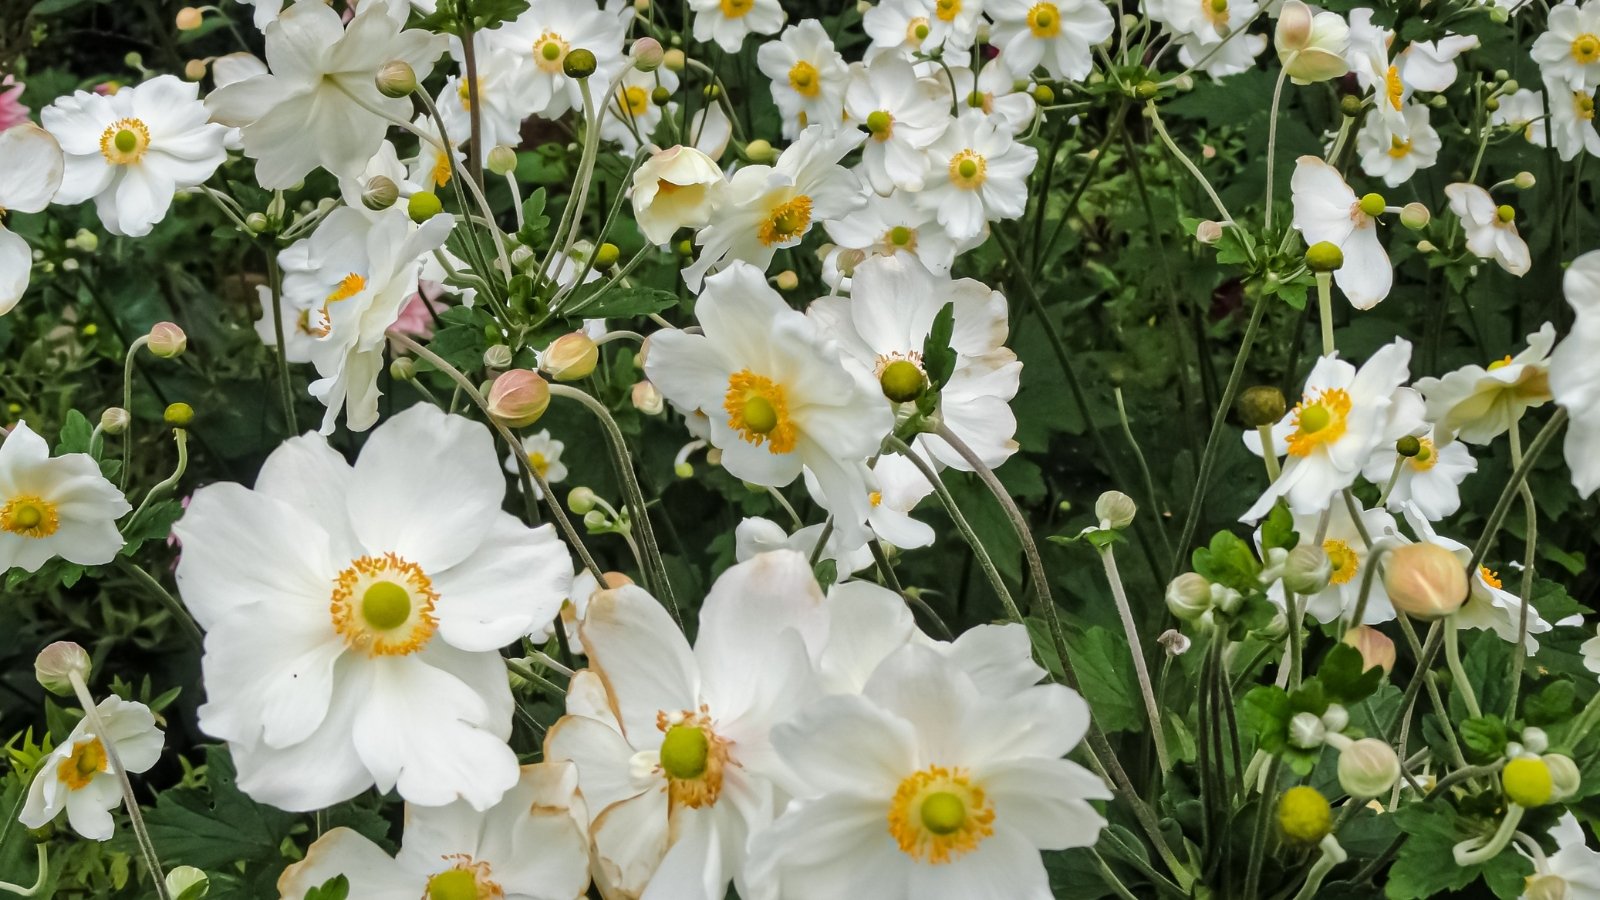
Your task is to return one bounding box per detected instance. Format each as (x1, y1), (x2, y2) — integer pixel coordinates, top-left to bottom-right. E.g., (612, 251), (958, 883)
(329, 553), (439, 656)
(948, 149), (987, 189)
(907, 16), (931, 43)
(1, 494), (59, 539)
(656, 708), (730, 809)
(1285, 387), (1351, 457)
(888, 765), (995, 863)
(1573, 33), (1600, 64)
(99, 117), (150, 165)
(58, 736), (108, 791)
(1407, 436), (1437, 471)
(1579, 93), (1597, 121)
(866, 110), (894, 141)
(1202, 0), (1229, 29)
(789, 61), (821, 98)
(935, 0), (960, 22)
(456, 78), (480, 112)
(424, 856), (503, 900)
(1323, 539), (1359, 586)
(720, 0), (753, 18)
(884, 224), (918, 252)
(1387, 135), (1413, 158)
(1384, 65), (1404, 111)
(1026, 2), (1061, 37)
(757, 194), (813, 246)
(723, 369), (797, 453)
(620, 85), (650, 117)
(533, 33), (569, 72)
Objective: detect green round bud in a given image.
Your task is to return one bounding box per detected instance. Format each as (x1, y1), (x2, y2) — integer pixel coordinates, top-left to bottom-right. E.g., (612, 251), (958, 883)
(1395, 435), (1422, 458)
(1166, 572), (1212, 621)
(164, 402), (194, 427)
(1484, 97), (1501, 112)
(1502, 757), (1553, 807)
(1283, 546), (1332, 595)
(1358, 193), (1387, 218)
(880, 359), (927, 402)
(1134, 80), (1160, 100)
(1494, 69), (1510, 83)
(594, 242), (621, 269)
(1339, 94), (1364, 118)
(563, 48), (598, 79)
(487, 145), (518, 176)
(1305, 240), (1345, 272)
(1544, 753), (1581, 801)
(390, 357), (416, 381)
(1501, 79), (1519, 94)
(702, 83), (720, 100)
(651, 85), (671, 106)
(1238, 385), (1287, 428)
(967, 90), (986, 108)
(659, 724), (710, 779)
(674, 461), (694, 479)
(1032, 85), (1055, 104)
(375, 60), (418, 98)
(1338, 738), (1401, 800)
(362, 175), (399, 211)
(675, 239), (694, 258)
(244, 212), (269, 233)
(408, 190), (443, 223)
(568, 487), (598, 515)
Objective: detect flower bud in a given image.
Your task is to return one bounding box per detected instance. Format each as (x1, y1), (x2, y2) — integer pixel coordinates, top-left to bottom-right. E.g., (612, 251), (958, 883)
(1544, 753), (1580, 801)
(175, 6), (203, 29)
(1195, 220), (1223, 245)
(744, 138), (775, 162)
(165, 866), (209, 900)
(1284, 545), (1333, 595)
(1340, 94), (1364, 117)
(35, 641), (90, 696)
(651, 85), (671, 106)
(147, 322), (187, 358)
(1275, 0), (1312, 50)
(375, 60), (418, 98)
(487, 145), (518, 176)
(1501, 756), (1553, 807)
(408, 190), (443, 223)
(1288, 711), (1326, 749)
(542, 332), (599, 382)
(563, 48), (598, 79)
(1238, 385), (1287, 428)
(245, 212), (269, 233)
(74, 229), (99, 252)
(775, 270), (799, 291)
(674, 461), (694, 478)
(632, 37), (665, 71)
(1166, 572), (1212, 621)
(483, 344), (514, 370)
(362, 175), (399, 211)
(100, 407), (129, 436)
(583, 509), (608, 530)
(164, 402), (194, 427)
(1158, 629), (1190, 656)
(632, 380), (664, 415)
(1095, 490), (1137, 529)
(1277, 786), (1331, 843)
(664, 48), (686, 72)
(1399, 202), (1430, 230)
(389, 357), (416, 381)
(1514, 171), (1537, 189)
(1337, 738), (1400, 799)
(1416, 240), (1437, 254)
(1384, 542), (1467, 620)
(184, 59), (208, 81)
(487, 369), (550, 427)
(567, 486), (598, 514)
(1341, 626), (1396, 674)
(1305, 241), (1344, 272)
(1321, 703), (1349, 734)
(1522, 727), (1549, 755)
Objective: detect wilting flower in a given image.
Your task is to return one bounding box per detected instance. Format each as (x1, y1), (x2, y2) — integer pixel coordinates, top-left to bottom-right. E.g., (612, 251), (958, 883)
(918, 111), (1038, 243)
(277, 763), (590, 899)
(757, 19), (850, 140)
(486, 0), (629, 121)
(173, 405), (573, 812)
(632, 146), (728, 245)
(988, 0), (1114, 81)
(747, 642), (1109, 899)
(1415, 323), (1554, 444)
(0, 421), (130, 573)
(1551, 249), (1600, 497)
(42, 75), (228, 237)
(689, 0), (785, 52)
(1532, 2), (1600, 91)
(1289, 156), (1393, 309)
(0, 124), (64, 315)
(20, 697), (163, 841)
(845, 56), (950, 194)
(1443, 183), (1532, 276)
(206, 0), (445, 188)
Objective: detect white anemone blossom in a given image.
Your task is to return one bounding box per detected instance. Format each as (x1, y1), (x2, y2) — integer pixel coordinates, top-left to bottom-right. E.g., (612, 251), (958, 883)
(0, 124), (64, 315)
(1443, 182), (1533, 276)
(918, 111), (1038, 243)
(987, 0), (1114, 81)
(845, 56), (950, 194)
(757, 19), (851, 140)
(689, 0), (785, 52)
(1414, 322), (1554, 444)
(486, 0), (629, 121)
(1289, 155), (1393, 309)
(1550, 249), (1600, 497)
(172, 404), (573, 812)
(0, 421), (130, 573)
(19, 697), (163, 841)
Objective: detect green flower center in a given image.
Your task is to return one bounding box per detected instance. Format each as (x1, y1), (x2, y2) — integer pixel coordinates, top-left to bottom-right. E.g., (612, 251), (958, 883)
(114, 129), (139, 154)
(1358, 192), (1387, 218)
(426, 869), (480, 900)
(362, 580), (411, 631)
(920, 791), (967, 835)
(1297, 404), (1331, 435)
(660, 724), (710, 780)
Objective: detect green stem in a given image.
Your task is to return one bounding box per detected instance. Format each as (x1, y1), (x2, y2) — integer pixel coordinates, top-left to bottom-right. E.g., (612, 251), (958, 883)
(69, 673), (170, 900)
(1264, 64), (1291, 233)
(1505, 422), (1538, 718)
(0, 845), (46, 896)
(1101, 544), (1171, 771)
(264, 252), (299, 435)
(1444, 616), (1482, 719)
(119, 337), (149, 490)
(1467, 408), (1566, 575)
(117, 560), (203, 649)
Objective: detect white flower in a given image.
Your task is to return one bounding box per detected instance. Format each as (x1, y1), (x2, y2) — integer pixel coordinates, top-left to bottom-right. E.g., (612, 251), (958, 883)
(1360, 429), (1476, 520)
(809, 254), (1022, 471)
(631, 146), (728, 245)
(545, 552), (827, 900)
(1356, 103), (1440, 187)
(0, 421), (130, 573)
(1241, 340), (1413, 521)
(1344, 8), (1395, 97)
(689, 0), (785, 52)
(1444, 183), (1532, 275)
(682, 125), (864, 289)
(438, 37), (539, 161)
(747, 642), (1109, 899)
(1274, 500), (1399, 625)
(276, 206), (452, 433)
(1397, 34), (1479, 91)
(1533, 2), (1600, 91)
(205, 0), (445, 188)
(988, 0), (1113, 81)
(863, 0), (941, 59)
(1147, 0), (1267, 78)
(1289, 155), (1393, 309)
(823, 186), (966, 275)
(0, 124), (63, 315)
(932, 64), (1039, 135)
(645, 262), (893, 544)
(1276, 1), (1350, 84)
(276, 763), (591, 899)
(916, 0), (986, 55)
(801, 456), (938, 557)
(1414, 323), (1555, 443)
(503, 429), (568, 499)
(735, 515), (876, 575)
(1405, 510), (1552, 652)
(603, 65), (681, 154)
(487, 0), (628, 121)
(846, 56), (949, 194)
(405, 114), (466, 193)
(758, 20), (850, 140)
(1551, 249), (1600, 497)
(918, 111), (1038, 243)
(172, 404), (573, 812)
(253, 283), (320, 365)
(19, 697), (163, 841)
(42, 75), (227, 237)
(1519, 813), (1600, 899)
(1503, 82), (1600, 160)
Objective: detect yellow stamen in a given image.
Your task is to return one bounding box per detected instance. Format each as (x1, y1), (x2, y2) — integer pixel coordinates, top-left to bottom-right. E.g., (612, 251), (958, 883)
(789, 61), (821, 98)
(935, 0), (960, 22)
(948, 149), (987, 189)
(1408, 437), (1437, 471)
(527, 451), (551, 478)
(655, 708), (729, 809)
(1579, 93), (1596, 121)
(620, 85), (650, 117)
(329, 553), (439, 656)
(99, 117), (150, 165)
(1026, 2), (1060, 37)
(888, 765), (995, 863)
(1573, 33), (1600, 64)
(431, 149), (454, 188)
(1480, 566), (1503, 590)
(1385, 65), (1404, 111)
(1324, 539), (1359, 585)
(57, 737), (108, 791)
(723, 370), (798, 453)
(1387, 135), (1413, 158)
(1, 494), (59, 539)
(720, 0), (753, 17)
(757, 194), (813, 246)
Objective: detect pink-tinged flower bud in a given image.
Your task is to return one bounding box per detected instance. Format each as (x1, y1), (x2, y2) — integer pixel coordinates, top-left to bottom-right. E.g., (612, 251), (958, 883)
(664, 48), (686, 72)
(774, 270), (799, 291)
(631, 38), (665, 72)
(100, 407), (129, 435)
(183, 59), (208, 81)
(35, 641), (90, 696)
(175, 6), (203, 29)
(487, 369), (550, 427)
(632, 380), (664, 415)
(542, 332), (599, 382)
(1195, 220), (1223, 244)
(1341, 626), (1396, 674)
(1275, 0), (1312, 50)
(1384, 542), (1467, 620)
(148, 322), (187, 358)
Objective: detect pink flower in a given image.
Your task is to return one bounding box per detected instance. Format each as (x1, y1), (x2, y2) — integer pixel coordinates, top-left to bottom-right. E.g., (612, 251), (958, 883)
(0, 77), (29, 132)
(392, 281), (446, 339)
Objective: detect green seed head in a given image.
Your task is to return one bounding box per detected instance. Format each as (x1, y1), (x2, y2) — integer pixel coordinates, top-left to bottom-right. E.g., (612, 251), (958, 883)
(1305, 241), (1344, 272)
(659, 724), (710, 780)
(426, 869), (480, 900)
(563, 48), (597, 78)
(880, 359), (927, 402)
(742, 396), (779, 434)
(1358, 192), (1387, 218)
(866, 110), (892, 137)
(362, 581), (411, 631)
(920, 792), (966, 835)
(408, 190), (443, 223)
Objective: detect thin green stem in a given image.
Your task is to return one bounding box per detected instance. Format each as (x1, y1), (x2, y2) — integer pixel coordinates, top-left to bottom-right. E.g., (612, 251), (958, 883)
(118, 560), (203, 649)
(1468, 409), (1565, 574)
(1101, 544), (1171, 771)
(1444, 616), (1483, 719)
(1264, 64), (1292, 232)
(264, 252), (299, 435)
(119, 337), (149, 490)
(70, 673), (170, 900)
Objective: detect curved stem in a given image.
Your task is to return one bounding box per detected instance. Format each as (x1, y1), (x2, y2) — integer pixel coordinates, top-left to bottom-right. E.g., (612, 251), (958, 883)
(1452, 804), (1525, 866)
(1289, 836), (1348, 900)
(119, 336), (149, 491)
(0, 845), (46, 897)
(118, 560), (203, 649)
(69, 673), (170, 900)
(1264, 64), (1291, 233)
(1444, 616), (1483, 719)
(1468, 409), (1566, 574)
(1101, 544), (1171, 771)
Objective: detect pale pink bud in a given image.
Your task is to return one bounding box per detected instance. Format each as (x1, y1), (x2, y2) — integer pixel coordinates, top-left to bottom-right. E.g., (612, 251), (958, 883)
(1341, 626), (1396, 674)
(148, 322), (187, 358)
(542, 332), (599, 382)
(1384, 543), (1467, 620)
(487, 369), (550, 427)
(35, 641), (90, 696)
(632, 380), (664, 415)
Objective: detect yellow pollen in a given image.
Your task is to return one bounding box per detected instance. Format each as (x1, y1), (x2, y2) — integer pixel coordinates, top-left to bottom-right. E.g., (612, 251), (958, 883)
(1202, 0), (1229, 28)
(1385, 65), (1404, 111)
(620, 85), (650, 117)
(1, 494), (59, 539)
(935, 0), (960, 22)
(1323, 539), (1359, 585)
(533, 32), (569, 71)
(1408, 437), (1437, 471)
(456, 78), (477, 111)
(789, 61), (821, 98)
(888, 766), (995, 863)
(431, 149), (454, 187)
(329, 553), (439, 656)
(1027, 2), (1061, 37)
(58, 737), (108, 791)
(99, 117), (150, 165)
(1480, 566), (1503, 590)
(1387, 135), (1413, 158)
(527, 451), (550, 478)
(723, 370), (797, 453)
(949, 149), (987, 189)
(1579, 93), (1597, 121)
(655, 708), (730, 809)
(869, 491), (883, 508)
(720, 0), (753, 17)
(1488, 354), (1515, 370)
(907, 16), (930, 43)
(326, 273), (367, 304)
(757, 194), (813, 246)
(1285, 388), (1352, 457)
(1573, 33), (1600, 64)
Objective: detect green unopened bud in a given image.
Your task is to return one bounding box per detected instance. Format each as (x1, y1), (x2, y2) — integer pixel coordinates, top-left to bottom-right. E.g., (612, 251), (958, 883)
(1134, 80), (1160, 99)
(74, 229), (98, 252)
(1399, 202), (1430, 230)
(702, 83), (720, 100)
(1095, 490), (1137, 529)
(1494, 69), (1510, 83)
(100, 407), (129, 435)
(1340, 94), (1364, 118)
(774, 270), (799, 291)
(164, 402), (194, 427)
(1238, 385), (1287, 427)
(1358, 192), (1387, 218)
(1501, 79), (1520, 93)
(148, 321), (187, 358)
(35, 641), (90, 696)
(389, 357), (416, 381)
(967, 90), (986, 108)
(563, 48), (598, 79)
(568, 486), (598, 514)
(583, 509), (608, 530)
(408, 190), (443, 223)
(1283, 545), (1332, 595)
(879, 359), (926, 402)
(1338, 738), (1401, 799)
(482, 344), (514, 370)
(1305, 241), (1344, 272)
(594, 242), (621, 269)
(487, 145), (518, 176)
(376, 60), (418, 98)
(631, 37), (665, 72)
(245, 212), (269, 233)
(651, 85), (671, 106)
(1166, 572), (1212, 621)
(1277, 786), (1331, 843)
(362, 175), (399, 210)
(676, 239), (694, 258)
(1288, 711), (1326, 749)
(1417, 240), (1437, 254)
(744, 138), (775, 162)
(1032, 85), (1055, 104)
(674, 461), (694, 478)
(664, 48), (686, 72)
(1544, 753), (1581, 801)
(543, 332), (599, 381)
(1395, 435), (1422, 458)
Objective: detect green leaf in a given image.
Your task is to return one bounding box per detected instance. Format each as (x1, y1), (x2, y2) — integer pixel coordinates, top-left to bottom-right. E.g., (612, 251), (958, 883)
(1459, 715), (1509, 762)
(1059, 626), (1144, 733)
(1318, 643), (1384, 705)
(303, 875), (350, 900)
(1241, 685), (1291, 752)
(55, 410), (94, 456)
(1260, 501), (1299, 553)
(565, 284), (679, 319)
(1386, 800), (1532, 898)
(921, 302), (957, 390)
(1191, 530), (1261, 592)
(141, 746), (298, 878)
(120, 499), (185, 555)
(1523, 679), (1578, 727)
(813, 558), (838, 592)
